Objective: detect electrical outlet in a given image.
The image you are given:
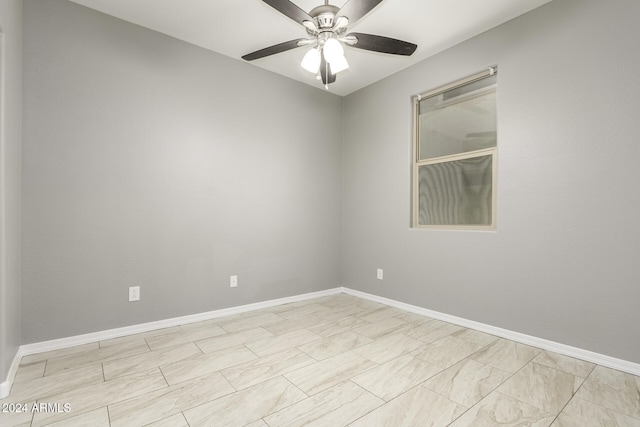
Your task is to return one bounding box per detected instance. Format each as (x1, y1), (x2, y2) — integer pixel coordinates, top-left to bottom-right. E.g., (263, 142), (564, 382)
(129, 286), (140, 302)
(230, 275), (238, 288)
(377, 268), (384, 280)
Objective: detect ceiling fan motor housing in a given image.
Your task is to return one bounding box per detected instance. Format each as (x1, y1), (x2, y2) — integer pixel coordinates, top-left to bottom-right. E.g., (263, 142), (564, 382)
(309, 4), (339, 29)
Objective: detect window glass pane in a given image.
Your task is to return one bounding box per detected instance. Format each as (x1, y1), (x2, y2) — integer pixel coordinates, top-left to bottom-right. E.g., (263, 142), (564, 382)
(418, 74), (496, 160)
(418, 155), (492, 226)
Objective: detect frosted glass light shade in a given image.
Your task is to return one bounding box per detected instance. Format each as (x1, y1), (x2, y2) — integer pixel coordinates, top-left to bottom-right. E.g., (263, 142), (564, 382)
(329, 55), (349, 73)
(301, 48), (320, 73)
(323, 38), (344, 63)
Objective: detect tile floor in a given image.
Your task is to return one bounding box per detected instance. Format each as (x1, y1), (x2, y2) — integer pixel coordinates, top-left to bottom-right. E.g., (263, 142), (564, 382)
(2, 294), (640, 426)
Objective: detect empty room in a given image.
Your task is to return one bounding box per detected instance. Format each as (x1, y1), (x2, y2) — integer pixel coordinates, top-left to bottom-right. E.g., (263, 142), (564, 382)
(1, 0), (640, 425)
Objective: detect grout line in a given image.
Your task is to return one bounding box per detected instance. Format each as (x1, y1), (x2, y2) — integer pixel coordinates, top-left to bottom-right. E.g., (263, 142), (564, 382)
(158, 366), (170, 388)
(217, 370), (239, 393)
(181, 411), (191, 427)
(243, 343), (261, 359)
(8, 294), (640, 426)
(486, 360), (560, 416)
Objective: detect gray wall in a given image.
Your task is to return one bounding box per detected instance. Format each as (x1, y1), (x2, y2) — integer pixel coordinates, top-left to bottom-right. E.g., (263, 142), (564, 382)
(0, 0), (22, 387)
(22, 0), (343, 343)
(19, 0), (640, 368)
(342, 0), (640, 364)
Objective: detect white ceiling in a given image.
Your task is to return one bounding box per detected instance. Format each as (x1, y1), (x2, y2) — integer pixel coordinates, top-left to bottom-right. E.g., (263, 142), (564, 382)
(68, 0), (552, 96)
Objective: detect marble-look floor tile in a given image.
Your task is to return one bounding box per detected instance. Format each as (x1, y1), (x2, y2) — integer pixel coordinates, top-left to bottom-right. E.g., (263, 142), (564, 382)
(403, 318), (447, 335)
(9, 364), (104, 402)
(393, 311), (434, 325)
(348, 303), (391, 317)
(307, 316), (369, 338)
(575, 365), (640, 419)
(407, 322), (465, 344)
(144, 413), (190, 427)
(349, 385), (467, 427)
(19, 343), (100, 365)
(145, 321), (226, 350)
(497, 362), (579, 413)
(284, 351), (377, 396)
(30, 369), (167, 427)
(423, 358), (511, 407)
(276, 303), (337, 320)
(12, 360), (46, 384)
(358, 306), (405, 323)
(448, 391), (556, 427)
(161, 344), (257, 385)
(412, 335), (485, 369)
(264, 381), (383, 427)
(551, 396), (640, 427)
(352, 333), (424, 364)
(183, 376), (307, 427)
(315, 294), (362, 309)
(98, 326), (180, 348)
(179, 318), (222, 332)
(10, 294), (640, 427)
(297, 331), (373, 361)
(319, 297), (381, 313)
(532, 350), (595, 378)
(217, 311), (284, 333)
(43, 407), (110, 427)
(268, 300), (317, 316)
(108, 371), (234, 427)
(262, 315), (329, 336)
(471, 338), (541, 373)
(102, 342), (201, 380)
(44, 341), (150, 376)
(352, 317), (412, 340)
(323, 302), (372, 318)
(451, 328), (499, 347)
(220, 348), (315, 390)
(352, 354), (442, 401)
(195, 327), (273, 354)
(245, 329), (321, 357)
(271, 298), (325, 313)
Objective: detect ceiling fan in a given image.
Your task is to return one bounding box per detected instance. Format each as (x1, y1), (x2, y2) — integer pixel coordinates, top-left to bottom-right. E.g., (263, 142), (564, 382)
(242, 0), (418, 87)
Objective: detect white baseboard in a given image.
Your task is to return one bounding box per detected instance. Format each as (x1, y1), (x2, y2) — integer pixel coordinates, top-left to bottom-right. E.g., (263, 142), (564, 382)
(19, 287), (343, 357)
(5, 285), (639, 394)
(341, 287), (640, 376)
(0, 348), (23, 399)
(2, 287), (339, 394)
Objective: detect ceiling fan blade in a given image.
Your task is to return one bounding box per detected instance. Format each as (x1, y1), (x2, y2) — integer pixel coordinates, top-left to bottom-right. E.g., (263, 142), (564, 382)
(262, 0), (313, 25)
(346, 32), (417, 56)
(320, 56), (336, 85)
(337, 0), (384, 25)
(242, 39), (307, 61)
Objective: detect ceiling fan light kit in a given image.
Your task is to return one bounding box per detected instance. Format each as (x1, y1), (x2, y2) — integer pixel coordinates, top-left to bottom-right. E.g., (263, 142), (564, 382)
(301, 47), (321, 73)
(242, 0), (418, 88)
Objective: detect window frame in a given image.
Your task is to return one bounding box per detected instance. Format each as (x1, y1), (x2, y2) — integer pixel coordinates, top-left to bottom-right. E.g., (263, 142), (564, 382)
(411, 67), (498, 231)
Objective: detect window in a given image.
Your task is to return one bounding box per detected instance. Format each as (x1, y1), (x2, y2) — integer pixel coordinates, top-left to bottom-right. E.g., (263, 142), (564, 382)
(412, 67), (497, 230)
